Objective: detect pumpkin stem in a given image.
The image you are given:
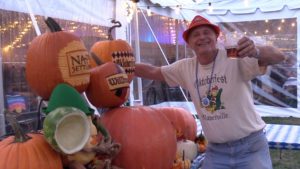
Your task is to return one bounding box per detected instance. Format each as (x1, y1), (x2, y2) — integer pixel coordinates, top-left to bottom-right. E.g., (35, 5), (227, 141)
(45, 17), (62, 32)
(5, 111), (32, 143)
(108, 20), (122, 40)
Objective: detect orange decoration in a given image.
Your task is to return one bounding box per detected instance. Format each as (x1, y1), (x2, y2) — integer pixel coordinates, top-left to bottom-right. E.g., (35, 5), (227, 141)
(0, 113), (63, 169)
(26, 17), (90, 100)
(100, 106), (177, 169)
(156, 107), (197, 141)
(86, 62), (129, 108)
(90, 20), (135, 82)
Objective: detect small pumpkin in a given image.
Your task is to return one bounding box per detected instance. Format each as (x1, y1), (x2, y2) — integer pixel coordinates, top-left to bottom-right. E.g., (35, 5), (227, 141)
(195, 132), (207, 153)
(86, 62), (129, 108)
(156, 107), (197, 141)
(176, 140), (198, 161)
(0, 113), (63, 169)
(100, 106), (177, 169)
(26, 17), (90, 100)
(90, 20), (135, 82)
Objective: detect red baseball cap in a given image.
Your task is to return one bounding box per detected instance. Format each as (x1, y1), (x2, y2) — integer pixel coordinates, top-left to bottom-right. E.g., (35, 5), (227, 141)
(183, 15), (220, 43)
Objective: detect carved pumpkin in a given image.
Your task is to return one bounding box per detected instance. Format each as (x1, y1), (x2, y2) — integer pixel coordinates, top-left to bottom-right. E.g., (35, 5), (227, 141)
(90, 20), (135, 82)
(0, 113), (63, 169)
(156, 107), (197, 141)
(86, 62), (129, 108)
(99, 106), (177, 169)
(26, 17), (90, 100)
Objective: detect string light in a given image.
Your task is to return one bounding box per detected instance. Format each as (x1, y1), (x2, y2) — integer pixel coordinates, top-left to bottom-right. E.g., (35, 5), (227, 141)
(124, 1), (134, 23)
(208, 2), (213, 13)
(281, 19), (285, 23)
(291, 22), (295, 27)
(147, 6), (152, 16)
(2, 20), (32, 53)
(175, 5), (181, 15)
(195, 0), (203, 3)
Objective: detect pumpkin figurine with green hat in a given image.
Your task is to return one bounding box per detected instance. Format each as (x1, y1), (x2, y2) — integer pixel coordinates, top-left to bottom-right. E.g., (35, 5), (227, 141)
(42, 83), (120, 168)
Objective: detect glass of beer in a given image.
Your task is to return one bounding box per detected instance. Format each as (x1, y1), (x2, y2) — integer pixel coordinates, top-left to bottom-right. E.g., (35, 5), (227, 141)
(224, 33), (241, 59)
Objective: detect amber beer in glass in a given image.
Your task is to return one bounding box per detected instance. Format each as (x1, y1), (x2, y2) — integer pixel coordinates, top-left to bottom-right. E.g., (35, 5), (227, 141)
(226, 46), (238, 59)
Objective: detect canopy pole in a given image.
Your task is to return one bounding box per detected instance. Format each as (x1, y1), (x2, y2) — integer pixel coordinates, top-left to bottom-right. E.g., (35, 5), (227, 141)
(24, 0), (41, 36)
(133, 3), (143, 106)
(0, 56), (5, 136)
(139, 9), (189, 101)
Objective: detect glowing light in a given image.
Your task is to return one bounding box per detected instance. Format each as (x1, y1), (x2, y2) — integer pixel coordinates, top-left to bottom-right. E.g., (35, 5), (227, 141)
(265, 19), (268, 23)
(265, 29), (269, 33)
(291, 22), (295, 27)
(147, 6), (152, 16)
(208, 2), (213, 13)
(277, 26), (281, 31)
(254, 31), (257, 35)
(281, 19), (285, 23)
(175, 5), (180, 15)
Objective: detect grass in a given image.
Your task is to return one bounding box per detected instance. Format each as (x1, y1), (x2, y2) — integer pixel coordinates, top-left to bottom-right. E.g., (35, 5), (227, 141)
(262, 117), (300, 169)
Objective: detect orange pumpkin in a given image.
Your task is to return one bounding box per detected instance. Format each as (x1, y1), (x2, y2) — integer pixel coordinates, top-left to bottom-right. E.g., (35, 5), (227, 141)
(86, 62), (129, 108)
(156, 107), (197, 141)
(99, 106), (177, 169)
(0, 113), (63, 169)
(26, 17), (90, 100)
(90, 20), (135, 82)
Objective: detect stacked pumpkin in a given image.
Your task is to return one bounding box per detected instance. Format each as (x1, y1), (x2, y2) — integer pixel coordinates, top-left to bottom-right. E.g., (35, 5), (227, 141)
(0, 17), (95, 169)
(4, 15), (200, 169)
(85, 20), (179, 169)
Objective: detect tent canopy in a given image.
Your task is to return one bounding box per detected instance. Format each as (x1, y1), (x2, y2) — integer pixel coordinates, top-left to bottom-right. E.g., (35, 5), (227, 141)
(141, 0), (300, 22)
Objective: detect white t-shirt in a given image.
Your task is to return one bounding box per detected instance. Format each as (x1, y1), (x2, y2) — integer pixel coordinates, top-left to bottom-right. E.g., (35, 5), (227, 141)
(161, 48), (266, 143)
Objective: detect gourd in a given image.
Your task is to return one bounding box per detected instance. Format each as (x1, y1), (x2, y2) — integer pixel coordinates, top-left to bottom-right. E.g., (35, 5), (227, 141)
(43, 107), (91, 154)
(26, 17), (90, 100)
(90, 20), (135, 82)
(156, 107), (197, 141)
(176, 140), (198, 161)
(86, 62), (129, 108)
(99, 106), (177, 169)
(0, 112), (63, 169)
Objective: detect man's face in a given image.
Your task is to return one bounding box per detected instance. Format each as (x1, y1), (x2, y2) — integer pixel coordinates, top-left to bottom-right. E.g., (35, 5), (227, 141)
(187, 26), (218, 54)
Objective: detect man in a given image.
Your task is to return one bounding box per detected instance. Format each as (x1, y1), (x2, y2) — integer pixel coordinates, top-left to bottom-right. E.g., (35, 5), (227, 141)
(135, 15), (285, 169)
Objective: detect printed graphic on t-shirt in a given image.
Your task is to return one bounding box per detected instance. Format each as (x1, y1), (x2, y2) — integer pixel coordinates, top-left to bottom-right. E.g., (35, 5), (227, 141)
(205, 85), (225, 112)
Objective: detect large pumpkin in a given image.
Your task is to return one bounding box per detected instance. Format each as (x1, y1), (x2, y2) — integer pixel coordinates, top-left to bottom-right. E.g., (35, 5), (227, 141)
(90, 20), (135, 82)
(99, 106), (177, 169)
(26, 17), (90, 100)
(156, 107), (197, 141)
(0, 113), (63, 169)
(86, 62), (129, 108)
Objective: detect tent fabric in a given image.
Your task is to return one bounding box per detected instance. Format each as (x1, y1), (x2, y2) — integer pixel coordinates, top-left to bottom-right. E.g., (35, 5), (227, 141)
(145, 0), (300, 22)
(148, 0), (300, 14)
(0, 0), (115, 26)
